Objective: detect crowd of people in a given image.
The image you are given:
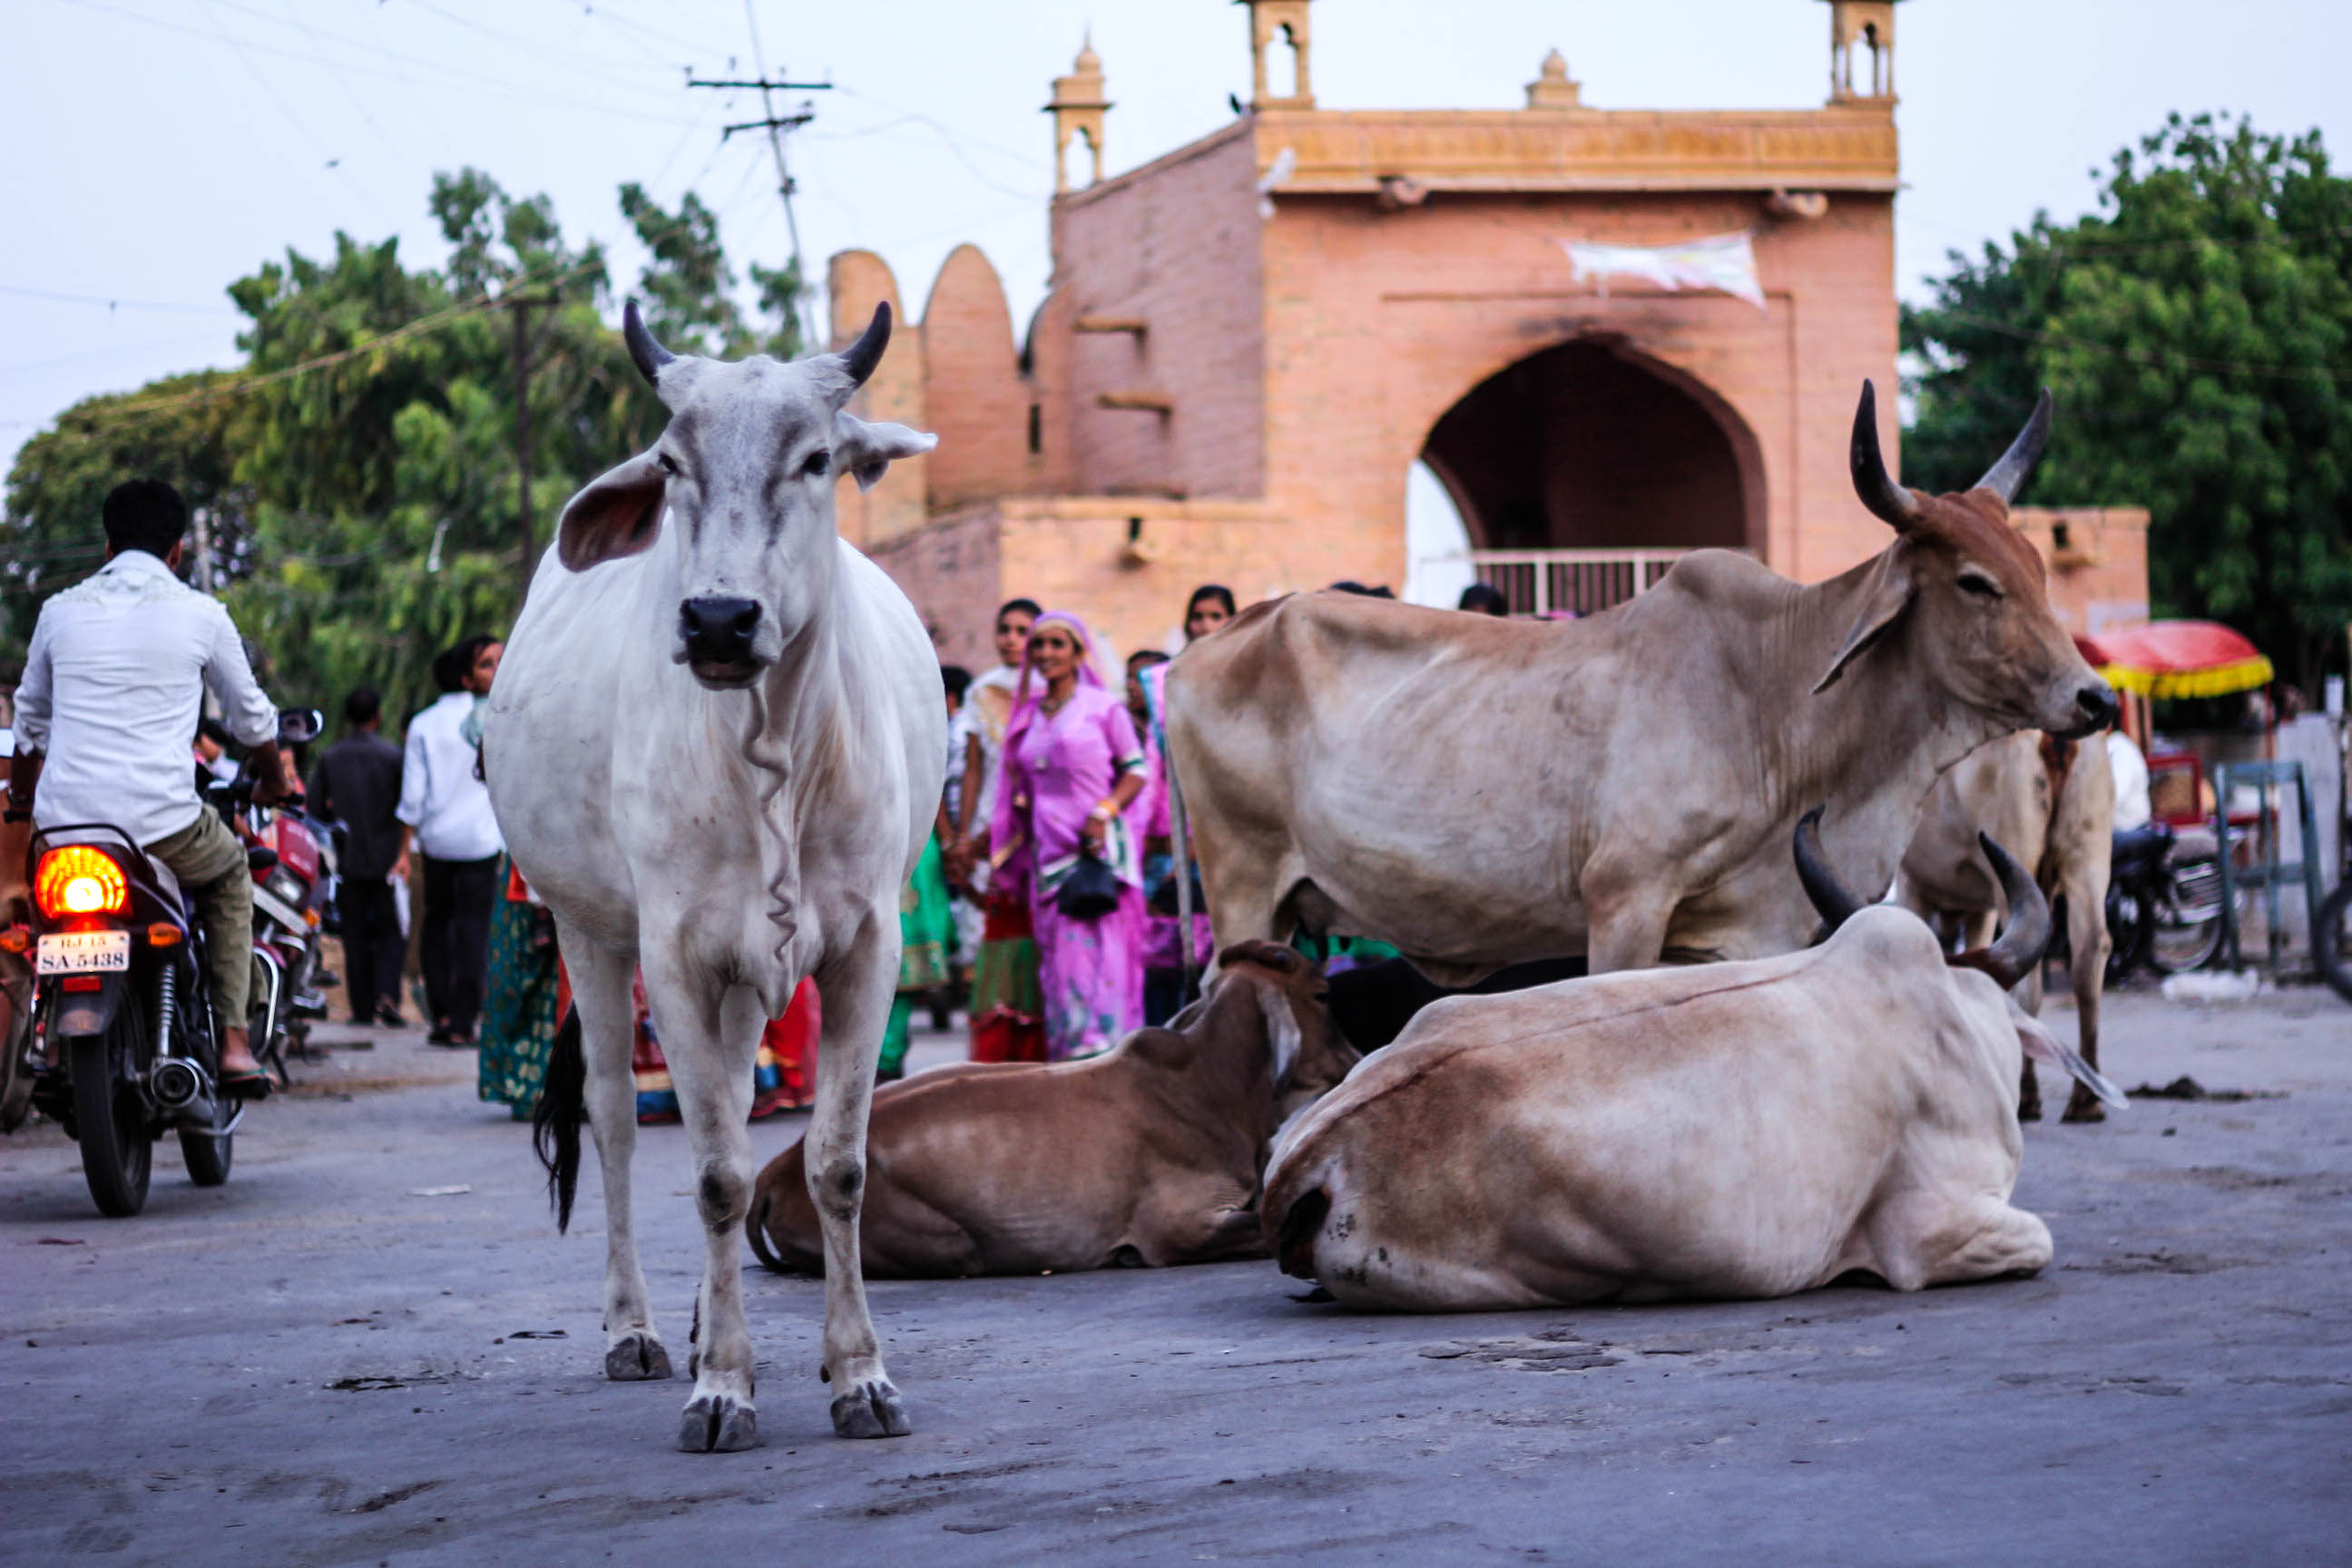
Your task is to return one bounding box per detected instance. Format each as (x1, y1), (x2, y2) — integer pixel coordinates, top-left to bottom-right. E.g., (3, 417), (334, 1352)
(22, 475), (1459, 1132)
(926, 584), (1235, 1066)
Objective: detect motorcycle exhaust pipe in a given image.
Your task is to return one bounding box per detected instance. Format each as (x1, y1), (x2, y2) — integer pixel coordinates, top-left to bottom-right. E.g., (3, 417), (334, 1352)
(150, 1056), (205, 1112)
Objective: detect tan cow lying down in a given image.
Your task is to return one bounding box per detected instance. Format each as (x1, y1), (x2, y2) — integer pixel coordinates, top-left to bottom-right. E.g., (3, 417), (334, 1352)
(1262, 814), (2124, 1312)
(747, 943), (1356, 1278)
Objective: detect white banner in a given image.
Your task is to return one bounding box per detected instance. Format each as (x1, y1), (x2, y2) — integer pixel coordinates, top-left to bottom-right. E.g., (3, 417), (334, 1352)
(1562, 231), (1767, 311)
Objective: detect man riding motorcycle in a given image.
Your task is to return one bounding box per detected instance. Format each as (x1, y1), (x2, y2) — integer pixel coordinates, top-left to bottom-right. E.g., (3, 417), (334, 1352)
(7, 479), (289, 1093)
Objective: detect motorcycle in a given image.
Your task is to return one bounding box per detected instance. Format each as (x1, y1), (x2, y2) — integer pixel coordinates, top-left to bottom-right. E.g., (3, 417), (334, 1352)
(2104, 820), (2232, 983)
(15, 708), (327, 1217)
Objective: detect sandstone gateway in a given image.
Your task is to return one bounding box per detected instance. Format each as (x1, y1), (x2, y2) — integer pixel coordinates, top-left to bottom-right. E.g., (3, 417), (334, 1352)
(820, 0), (2149, 665)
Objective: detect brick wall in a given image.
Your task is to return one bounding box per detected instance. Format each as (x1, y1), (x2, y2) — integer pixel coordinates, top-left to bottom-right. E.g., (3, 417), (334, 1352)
(1044, 122), (1267, 502)
(2011, 506), (2151, 638)
(828, 250), (928, 551)
(919, 244), (1032, 510)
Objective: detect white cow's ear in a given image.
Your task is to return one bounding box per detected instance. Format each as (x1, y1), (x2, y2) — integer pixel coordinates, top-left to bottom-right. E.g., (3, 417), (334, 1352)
(1813, 552), (1916, 694)
(2014, 1011), (2129, 1111)
(557, 451), (667, 571)
(835, 415), (938, 493)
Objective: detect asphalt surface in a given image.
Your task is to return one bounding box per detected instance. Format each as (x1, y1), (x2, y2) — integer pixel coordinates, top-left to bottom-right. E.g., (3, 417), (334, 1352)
(3, 988), (2347, 1566)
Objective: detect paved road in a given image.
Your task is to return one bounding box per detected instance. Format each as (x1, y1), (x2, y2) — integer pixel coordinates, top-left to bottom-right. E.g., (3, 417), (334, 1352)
(3, 991), (2347, 1565)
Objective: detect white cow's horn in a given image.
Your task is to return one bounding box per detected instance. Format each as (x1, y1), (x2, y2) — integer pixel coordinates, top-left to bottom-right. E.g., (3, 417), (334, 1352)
(1848, 381), (1923, 531)
(1792, 806), (1867, 932)
(837, 300), (892, 387)
(1952, 833), (2051, 991)
(622, 297), (675, 386)
(1973, 387), (2055, 504)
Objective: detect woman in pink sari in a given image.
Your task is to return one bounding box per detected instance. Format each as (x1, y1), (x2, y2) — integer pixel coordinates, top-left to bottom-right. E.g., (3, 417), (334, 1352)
(989, 611), (1149, 1058)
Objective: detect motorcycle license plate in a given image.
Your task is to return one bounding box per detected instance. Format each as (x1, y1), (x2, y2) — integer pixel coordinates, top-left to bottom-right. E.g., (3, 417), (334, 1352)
(36, 930), (131, 975)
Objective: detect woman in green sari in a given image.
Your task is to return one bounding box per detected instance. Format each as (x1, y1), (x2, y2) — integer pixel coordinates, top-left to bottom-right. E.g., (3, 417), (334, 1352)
(880, 833), (956, 1081)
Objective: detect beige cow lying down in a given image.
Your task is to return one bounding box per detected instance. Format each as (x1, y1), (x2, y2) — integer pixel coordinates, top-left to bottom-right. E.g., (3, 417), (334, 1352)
(748, 943), (1356, 1278)
(1263, 813), (2124, 1312)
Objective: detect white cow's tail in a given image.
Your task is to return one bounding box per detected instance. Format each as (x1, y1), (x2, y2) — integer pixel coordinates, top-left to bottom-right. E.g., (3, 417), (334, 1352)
(533, 1005), (586, 1232)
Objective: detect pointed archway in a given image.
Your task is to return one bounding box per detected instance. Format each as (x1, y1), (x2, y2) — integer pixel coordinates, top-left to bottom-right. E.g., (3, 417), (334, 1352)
(1421, 338), (1764, 555)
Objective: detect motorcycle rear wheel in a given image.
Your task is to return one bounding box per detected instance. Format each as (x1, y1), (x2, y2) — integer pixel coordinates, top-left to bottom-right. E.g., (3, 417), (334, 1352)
(70, 997), (153, 1219)
(178, 1084), (234, 1186)
(2148, 855), (2228, 975)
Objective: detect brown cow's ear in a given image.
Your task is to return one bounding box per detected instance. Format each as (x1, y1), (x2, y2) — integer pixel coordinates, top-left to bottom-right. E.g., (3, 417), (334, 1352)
(1812, 553), (1916, 694)
(557, 451), (667, 571)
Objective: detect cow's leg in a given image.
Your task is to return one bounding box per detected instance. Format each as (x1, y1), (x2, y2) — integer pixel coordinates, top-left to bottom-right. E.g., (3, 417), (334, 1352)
(564, 935), (671, 1383)
(1581, 854), (1677, 975)
(1871, 1193), (2052, 1288)
(1135, 1187), (1268, 1267)
(641, 957), (764, 1453)
(2058, 861), (2112, 1124)
(808, 927), (912, 1438)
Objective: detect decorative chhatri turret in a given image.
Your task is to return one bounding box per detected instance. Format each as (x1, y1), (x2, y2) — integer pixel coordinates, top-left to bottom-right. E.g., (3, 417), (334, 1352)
(1824, 0), (1898, 103)
(1524, 49), (1583, 111)
(1238, 0), (1314, 110)
(1045, 33), (1111, 193)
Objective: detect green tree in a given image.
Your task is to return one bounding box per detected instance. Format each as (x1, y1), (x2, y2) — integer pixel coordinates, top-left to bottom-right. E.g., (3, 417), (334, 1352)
(1905, 113), (2352, 695)
(2, 169), (806, 720)
(0, 370), (250, 665)
(620, 182), (805, 358)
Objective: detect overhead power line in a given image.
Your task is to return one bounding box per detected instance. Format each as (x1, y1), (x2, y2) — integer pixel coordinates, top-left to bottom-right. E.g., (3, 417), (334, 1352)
(687, 2), (833, 352)
(0, 283), (236, 317)
(34, 259), (602, 432)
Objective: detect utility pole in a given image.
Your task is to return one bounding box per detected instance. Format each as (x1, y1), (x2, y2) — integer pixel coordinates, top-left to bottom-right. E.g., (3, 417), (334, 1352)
(504, 291), (557, 603)
(190, 506), (216, 594)
(689, 11), (831, 353)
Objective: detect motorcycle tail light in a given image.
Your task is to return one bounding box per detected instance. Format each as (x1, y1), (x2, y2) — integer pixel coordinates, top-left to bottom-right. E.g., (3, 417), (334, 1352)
(0, 925), (28, 954)
(34, 846), (130, 920)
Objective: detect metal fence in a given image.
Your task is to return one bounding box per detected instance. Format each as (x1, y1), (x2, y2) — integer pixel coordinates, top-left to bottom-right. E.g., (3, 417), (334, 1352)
(1469, 548), (1718, 618)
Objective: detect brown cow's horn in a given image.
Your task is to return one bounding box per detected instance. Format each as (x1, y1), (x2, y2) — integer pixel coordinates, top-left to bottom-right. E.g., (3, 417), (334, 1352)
(1973, 387), (2054, 504)
(837, 300), (892, 387)
(1952, 832), (2051, 991)
(622, 298), (674, 387)
(1793, 806), (1867, 932)
(1849, 380), (1923, 531)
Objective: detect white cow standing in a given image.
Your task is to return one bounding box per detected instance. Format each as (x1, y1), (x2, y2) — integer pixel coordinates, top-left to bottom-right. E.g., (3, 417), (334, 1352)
(485, 301), (940, 1450)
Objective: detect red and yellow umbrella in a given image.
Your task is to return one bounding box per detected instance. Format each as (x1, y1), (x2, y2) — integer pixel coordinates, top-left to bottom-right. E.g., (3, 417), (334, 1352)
(2073, 621), (2273, 701)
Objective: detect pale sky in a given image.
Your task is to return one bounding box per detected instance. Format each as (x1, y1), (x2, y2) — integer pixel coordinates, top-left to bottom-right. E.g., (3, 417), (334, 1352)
(5, 0), (2347, 495)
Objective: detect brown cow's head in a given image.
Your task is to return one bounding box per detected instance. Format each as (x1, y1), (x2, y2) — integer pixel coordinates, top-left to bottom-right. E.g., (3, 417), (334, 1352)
(1211, 940), (1360, 1119)
(1816, 383), (2117, 741)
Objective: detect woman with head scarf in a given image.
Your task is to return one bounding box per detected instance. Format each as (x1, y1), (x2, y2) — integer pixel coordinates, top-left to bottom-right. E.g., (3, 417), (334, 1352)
(989, 611), (1149, 1058)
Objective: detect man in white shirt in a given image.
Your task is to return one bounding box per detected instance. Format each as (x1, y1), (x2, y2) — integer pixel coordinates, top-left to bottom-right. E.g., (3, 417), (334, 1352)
(9, 480), (289, 1089)
(2107, 728), (2153, 832)
(396, 635), (505, 1045)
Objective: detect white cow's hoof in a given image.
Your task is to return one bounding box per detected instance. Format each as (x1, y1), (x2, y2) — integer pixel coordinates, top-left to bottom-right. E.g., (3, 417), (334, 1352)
(605, 1332), (673, 1382)
(830, 1377), (911, 1439)
(678, 1393), (759, 1452)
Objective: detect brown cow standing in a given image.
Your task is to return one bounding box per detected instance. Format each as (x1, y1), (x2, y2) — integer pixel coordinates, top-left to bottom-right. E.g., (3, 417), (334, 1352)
(746, 943), (1356, 1278)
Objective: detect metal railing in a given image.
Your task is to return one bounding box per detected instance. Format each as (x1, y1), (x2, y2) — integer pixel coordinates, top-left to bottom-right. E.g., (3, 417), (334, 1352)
(1470, 548), (1718, 618)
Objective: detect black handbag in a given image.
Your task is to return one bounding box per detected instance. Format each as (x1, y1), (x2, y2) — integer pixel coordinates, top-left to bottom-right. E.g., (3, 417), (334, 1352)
(1055, 853), (1123, 921)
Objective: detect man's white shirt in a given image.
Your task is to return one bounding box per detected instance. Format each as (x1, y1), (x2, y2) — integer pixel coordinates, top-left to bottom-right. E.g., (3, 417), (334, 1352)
(397, 691), (503, 861)
(15, 551), (276, 847)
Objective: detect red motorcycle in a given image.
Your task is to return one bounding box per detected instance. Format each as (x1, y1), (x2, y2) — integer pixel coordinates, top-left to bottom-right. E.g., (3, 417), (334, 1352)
(13, 709), (329, 1217)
